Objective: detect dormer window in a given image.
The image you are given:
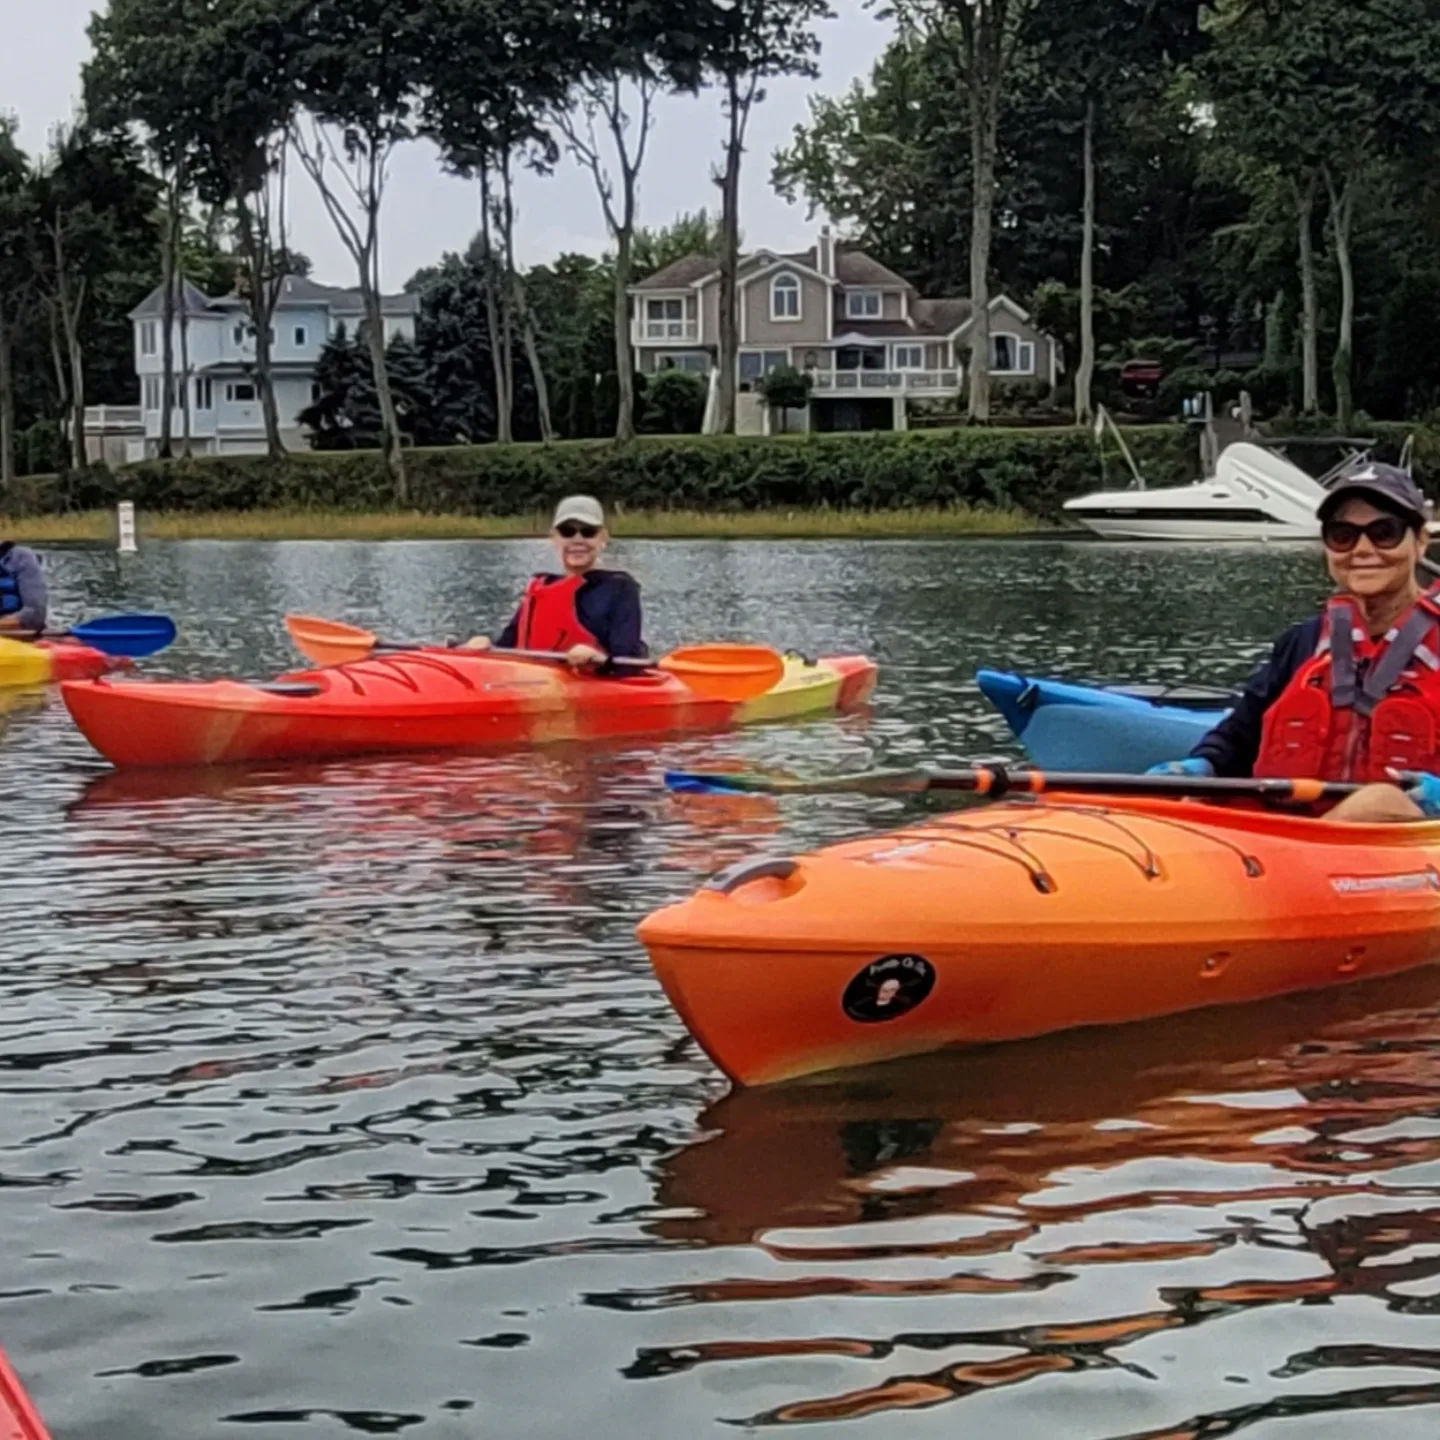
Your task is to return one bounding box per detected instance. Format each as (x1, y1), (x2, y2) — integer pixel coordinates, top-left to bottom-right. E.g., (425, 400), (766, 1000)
(846, 290), (882, 319)
(770, 272), (801, 321)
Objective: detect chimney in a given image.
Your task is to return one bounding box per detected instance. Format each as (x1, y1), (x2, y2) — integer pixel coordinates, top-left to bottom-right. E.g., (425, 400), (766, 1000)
(818, 224), (835, 279)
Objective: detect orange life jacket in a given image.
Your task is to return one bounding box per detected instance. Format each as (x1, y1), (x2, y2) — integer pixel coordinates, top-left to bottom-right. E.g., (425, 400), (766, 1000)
(1254, 583), (1440, 783)
(516, 574), (601, 653)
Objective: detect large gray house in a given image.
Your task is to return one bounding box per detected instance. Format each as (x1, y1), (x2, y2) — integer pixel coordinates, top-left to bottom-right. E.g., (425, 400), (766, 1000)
(629, 226), (1059, 432)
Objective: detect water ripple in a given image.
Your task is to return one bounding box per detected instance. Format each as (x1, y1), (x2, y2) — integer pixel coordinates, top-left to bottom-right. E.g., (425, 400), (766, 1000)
(1, 539), (1437, 1437)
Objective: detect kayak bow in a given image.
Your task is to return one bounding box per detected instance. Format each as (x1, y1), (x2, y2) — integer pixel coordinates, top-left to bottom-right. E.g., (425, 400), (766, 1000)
(639, 794), (1440, 1084)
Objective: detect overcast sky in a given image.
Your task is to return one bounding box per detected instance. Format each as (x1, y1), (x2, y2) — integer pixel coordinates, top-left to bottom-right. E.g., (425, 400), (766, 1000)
(3, 0), (891, 292)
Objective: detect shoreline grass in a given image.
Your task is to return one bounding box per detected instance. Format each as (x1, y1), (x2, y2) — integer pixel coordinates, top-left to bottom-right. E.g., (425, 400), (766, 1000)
(16, 504), (1047, 543)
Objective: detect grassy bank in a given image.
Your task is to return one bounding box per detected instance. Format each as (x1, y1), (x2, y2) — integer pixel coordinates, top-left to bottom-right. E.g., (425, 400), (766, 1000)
(10, 424), (1199, 521)
(19, 503), (1044, 543)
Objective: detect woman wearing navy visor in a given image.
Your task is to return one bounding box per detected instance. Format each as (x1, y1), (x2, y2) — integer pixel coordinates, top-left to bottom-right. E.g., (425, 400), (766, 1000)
(465, 495), (646, 669)
(1147, 463), (1440, 822)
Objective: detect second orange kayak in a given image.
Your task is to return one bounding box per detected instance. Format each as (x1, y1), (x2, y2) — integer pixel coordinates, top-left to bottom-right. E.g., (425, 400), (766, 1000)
(638, 795), (1440, 1085)
(63, 650), (877, 768)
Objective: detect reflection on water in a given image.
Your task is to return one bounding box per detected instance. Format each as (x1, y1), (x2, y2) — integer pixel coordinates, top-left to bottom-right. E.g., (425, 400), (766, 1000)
(2, 538), (1439, 1437)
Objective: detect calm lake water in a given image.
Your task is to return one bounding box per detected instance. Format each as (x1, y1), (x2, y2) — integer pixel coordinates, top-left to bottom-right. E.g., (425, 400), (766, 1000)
(4, 537), (1440, 1439)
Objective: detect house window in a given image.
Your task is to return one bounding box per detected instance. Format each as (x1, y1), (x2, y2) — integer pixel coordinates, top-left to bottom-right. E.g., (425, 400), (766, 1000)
(233, 322), (247, 346)
(139, 321), (157, 356)
(991, 334), (1035, 374)
(225, 382), (257, 403)
(294, 325), (308, 347)
(142, 376), (160, 410)
(835, 345), (886, 371)
(769, 273), (801, 321)
(659, 353), (709, 373)
(644, 297), (690, 339)
(739, 350), (788, 381)
(893, 344), (925, 370)
(195, 377), (213, 411)
(846, 290), (882, 319)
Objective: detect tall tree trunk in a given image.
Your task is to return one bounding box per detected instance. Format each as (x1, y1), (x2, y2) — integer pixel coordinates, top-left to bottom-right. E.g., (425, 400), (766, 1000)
(1294, 172), (1319, 414)
(497, 157), (552, 442)
(48, 303), (68, 427)
(66, 324), (86, 472)
(514, 274), (554, 443)
(0, 307), (14, 493)
(51, 221), (87, 471)
(966, 30), (1000, 424)
(362, 279), (406, 502)
(180, 302), (192, 457)
(158, 188), (177, 460)
(495, 164), (517, 446)
(233, 190), (285, 458)
(715, 76), (745, 436)
(479, 167), (512, 444)
(613, 226), (636, 442)
(1074, 95), (1096, 426)
(1326, 168), (1356, 431)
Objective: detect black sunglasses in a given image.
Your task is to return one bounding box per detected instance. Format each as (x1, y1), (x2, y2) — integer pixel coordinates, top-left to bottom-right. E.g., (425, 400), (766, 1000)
(555, 522), (600, 540)
(1321, 515), (1413, 553)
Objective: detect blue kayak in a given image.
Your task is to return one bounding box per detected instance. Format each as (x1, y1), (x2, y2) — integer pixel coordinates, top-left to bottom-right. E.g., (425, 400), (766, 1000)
(976, 669), (1231, 773)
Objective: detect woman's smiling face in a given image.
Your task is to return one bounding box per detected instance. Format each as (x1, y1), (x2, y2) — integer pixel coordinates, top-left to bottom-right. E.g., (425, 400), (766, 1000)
(1323, 496), (1421, 601)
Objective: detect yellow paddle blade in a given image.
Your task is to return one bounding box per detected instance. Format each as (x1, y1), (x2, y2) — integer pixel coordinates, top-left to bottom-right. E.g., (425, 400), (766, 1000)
(0, 636), (52, 688)
(658, 644), (786, 702)
(285, 614), (380, 666)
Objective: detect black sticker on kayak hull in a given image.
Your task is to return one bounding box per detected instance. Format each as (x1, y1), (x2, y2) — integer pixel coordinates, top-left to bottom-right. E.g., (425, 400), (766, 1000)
(843, 954), (935, 1023)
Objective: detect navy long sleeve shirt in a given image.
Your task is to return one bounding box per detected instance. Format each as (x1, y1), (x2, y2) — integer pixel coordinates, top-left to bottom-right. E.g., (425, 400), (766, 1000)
(1189, 613), (1323, 777)
(496, 570), (647, 662)
(0, 543), (48, 631)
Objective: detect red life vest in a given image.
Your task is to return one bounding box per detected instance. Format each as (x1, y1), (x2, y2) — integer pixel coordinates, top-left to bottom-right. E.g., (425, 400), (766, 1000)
(515, 574), (601, 653)
(1254, 583), (1440, 783)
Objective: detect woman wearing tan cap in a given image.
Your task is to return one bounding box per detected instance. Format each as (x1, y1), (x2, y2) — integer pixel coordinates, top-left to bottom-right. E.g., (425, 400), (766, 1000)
(466, 495), (646, 669)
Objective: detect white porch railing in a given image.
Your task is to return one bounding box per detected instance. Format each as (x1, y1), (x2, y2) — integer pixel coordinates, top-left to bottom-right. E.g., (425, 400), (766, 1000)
(809, 369), (962, 393)
(640, 320), (699, 341)
(84, 405), (144, 431)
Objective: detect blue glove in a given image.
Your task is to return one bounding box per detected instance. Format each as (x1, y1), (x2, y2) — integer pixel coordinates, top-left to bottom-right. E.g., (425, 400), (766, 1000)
(1145, 757), (1215, 777)
(1406, 771), (1440, 817)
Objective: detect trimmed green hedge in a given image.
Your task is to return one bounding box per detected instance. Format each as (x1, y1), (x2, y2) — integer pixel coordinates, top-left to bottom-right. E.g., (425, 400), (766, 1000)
(15, 425), (1201, 522)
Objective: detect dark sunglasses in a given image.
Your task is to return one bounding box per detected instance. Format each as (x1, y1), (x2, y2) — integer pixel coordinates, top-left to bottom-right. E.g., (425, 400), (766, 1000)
(1321, 515), (1413, 553)
(555, 522), (600, 540)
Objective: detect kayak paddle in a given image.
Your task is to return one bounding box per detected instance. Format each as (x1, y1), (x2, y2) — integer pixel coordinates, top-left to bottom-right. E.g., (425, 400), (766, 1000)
(283, 614), (786, 702)
(13, 613), (178, 658)
(663, 764), (1407, 804)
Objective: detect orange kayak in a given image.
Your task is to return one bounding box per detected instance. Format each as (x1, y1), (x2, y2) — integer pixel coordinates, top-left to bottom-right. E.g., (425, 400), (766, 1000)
(62, 650), (877, 768)
(638, 795), (1440, 1085)
(0, 1348), (50, 1440)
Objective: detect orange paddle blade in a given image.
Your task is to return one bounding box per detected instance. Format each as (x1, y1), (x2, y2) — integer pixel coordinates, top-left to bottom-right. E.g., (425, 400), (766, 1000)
(657, 644), (786, 701)
(285, 614), (380, 666)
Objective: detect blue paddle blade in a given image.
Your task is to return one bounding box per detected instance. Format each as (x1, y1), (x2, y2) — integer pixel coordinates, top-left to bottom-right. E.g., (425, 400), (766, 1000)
(67, 614), (178, 658)
(664, 770), (746, 794)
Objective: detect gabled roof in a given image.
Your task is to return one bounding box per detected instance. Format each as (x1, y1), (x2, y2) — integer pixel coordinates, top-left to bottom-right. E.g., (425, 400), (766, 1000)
(633, 254), (721, 290)
(269, 274), (418, 315)
(634, 244), (911, 293)
(832, 247), (910, 289)
(128, 279), (216, 321)
(912, 298), (974, 335)
(132, 273), (417, 320)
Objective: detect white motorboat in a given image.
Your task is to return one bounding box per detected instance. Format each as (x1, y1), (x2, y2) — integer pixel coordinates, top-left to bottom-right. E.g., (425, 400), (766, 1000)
(1064, 440), (1327, 541)
(1064, 406), (1408, 542)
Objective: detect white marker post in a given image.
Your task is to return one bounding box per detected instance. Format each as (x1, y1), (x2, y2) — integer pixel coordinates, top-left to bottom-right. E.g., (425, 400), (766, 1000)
(117, 501), (138, 554)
